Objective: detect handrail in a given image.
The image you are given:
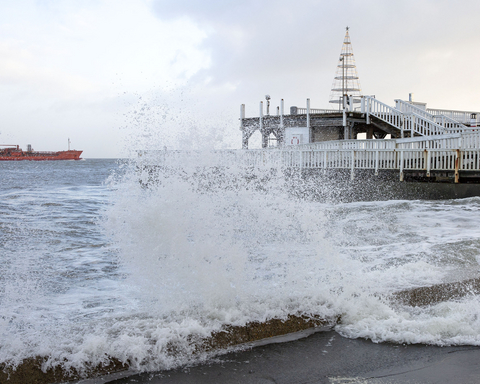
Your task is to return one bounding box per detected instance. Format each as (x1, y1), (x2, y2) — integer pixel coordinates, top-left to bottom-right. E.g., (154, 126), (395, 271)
(365, 96), (404, 131)
(296, 108), (339, 114)
(365, 96), (448, 136)
(138, 140), (480, 182)
(427, 108), (480, 124)
(139, 128), (480, 184)
(404, 111), (447, 135)
(395, 99), (469, 133)
(394, 99), (436, 120)
(440, 115), (471, 133)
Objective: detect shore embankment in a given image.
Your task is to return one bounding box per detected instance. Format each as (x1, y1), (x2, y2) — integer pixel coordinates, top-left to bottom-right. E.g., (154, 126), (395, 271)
(0, 315), (333, 384)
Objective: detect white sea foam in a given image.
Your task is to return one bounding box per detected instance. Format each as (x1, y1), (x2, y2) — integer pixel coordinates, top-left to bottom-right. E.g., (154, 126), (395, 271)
(2, 159), (480, 375)
(100, 155), (480, 371)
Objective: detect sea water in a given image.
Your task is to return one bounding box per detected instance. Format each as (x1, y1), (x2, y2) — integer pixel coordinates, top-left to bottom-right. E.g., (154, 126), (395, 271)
(1, 157), (480, 375)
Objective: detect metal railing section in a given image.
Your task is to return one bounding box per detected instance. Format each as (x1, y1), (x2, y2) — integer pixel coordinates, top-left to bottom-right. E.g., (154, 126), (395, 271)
(364, 97), (404, 132)
(437, 115), (472, 133)
(405, 111), (448, 135)
(395, 99), (470, 133)
(295, 107), (339, 114)
(239, 147), (472, 175)
(427, 108), (480, 125)
(395, 99), (436, 121)
(140, 130), (480, 184)
(364, 96), (449, 136)
(462, 132), (480, 149)
(291, 139), (396, 150)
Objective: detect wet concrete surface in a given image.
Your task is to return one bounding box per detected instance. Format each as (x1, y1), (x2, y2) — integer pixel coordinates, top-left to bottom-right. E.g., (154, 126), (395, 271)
(103, 331), (480, 384)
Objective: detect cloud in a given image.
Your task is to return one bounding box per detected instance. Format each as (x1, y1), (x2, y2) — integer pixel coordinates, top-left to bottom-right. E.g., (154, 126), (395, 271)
(2, 0), (480, 156)
(149, 0), (480, 110)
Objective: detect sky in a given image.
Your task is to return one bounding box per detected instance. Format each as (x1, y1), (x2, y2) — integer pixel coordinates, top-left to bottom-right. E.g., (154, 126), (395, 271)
(1, 0), (480, 158)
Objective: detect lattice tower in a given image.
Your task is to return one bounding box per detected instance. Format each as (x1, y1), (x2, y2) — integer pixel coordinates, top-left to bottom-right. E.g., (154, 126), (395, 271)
(329, 27), (362, 107)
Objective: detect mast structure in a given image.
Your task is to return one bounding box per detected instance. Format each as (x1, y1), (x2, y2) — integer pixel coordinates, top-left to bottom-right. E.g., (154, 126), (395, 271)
(329, 27), (362, 109)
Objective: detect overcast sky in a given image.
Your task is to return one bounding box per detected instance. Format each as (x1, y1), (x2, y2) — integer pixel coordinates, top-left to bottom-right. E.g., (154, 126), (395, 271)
(1, 0), (480, 157)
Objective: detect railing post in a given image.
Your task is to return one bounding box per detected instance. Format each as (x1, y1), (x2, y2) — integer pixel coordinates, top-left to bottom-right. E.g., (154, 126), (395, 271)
(240, 104), (247, 149)
(350, 150), (355, 180)
(399, 150), (404, 181)
(280, 99), (284, 128)
(307, 98), (311, 143)
(423, 149), (428, 173)
(455, 149), (460, 183)
(366, 97), (371, 125)
(361, 96), (365, 114)
(260, 101), (268, 148)
(323, 151), (327, 175)
(426, 150), (431, 177)
(279, 99), (285, 147)
(375, 150), (379, 176)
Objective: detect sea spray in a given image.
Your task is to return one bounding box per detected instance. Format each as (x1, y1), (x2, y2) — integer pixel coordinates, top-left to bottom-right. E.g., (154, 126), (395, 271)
(105, 152), (342, 324)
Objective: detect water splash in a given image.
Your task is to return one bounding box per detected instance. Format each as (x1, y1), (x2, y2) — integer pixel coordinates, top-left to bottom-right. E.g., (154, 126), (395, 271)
(105, 155), (342, 323)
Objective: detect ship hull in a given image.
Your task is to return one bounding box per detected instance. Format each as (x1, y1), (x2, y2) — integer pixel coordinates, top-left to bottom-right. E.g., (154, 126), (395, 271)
(0, 150), (83, 161)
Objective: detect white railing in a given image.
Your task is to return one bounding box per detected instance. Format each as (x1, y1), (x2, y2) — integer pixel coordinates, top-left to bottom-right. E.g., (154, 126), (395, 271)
(462, 132), (480, 149)
(395, 99), (470, 133)
(395, 99), (436, 121)
(274, 132), (478, 152)
(139, 136), (480, 184)
(435, 115), (473, 133)
(140, 145), (479, 173)
(365, 97), (404, 131)
(404, 111), (448, 135)
(365, 96), (449, 136)
(293, 139), (396, 150)
(396, 134), (461, 149)
(240, 147), (471, 173)
(296, 108), (339, 114)
(427, 108), (480, 125)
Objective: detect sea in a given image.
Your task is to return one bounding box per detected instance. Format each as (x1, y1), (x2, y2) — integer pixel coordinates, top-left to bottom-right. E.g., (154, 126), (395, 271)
(2, 157), (480, 377)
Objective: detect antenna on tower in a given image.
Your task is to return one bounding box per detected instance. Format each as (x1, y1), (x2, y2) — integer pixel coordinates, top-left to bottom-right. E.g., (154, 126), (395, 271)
(329, 27), (362, 110)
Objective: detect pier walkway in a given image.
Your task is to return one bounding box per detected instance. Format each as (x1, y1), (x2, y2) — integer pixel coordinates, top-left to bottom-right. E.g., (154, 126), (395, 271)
(240, 132), (480, 183)
(139, 130), (480, 184)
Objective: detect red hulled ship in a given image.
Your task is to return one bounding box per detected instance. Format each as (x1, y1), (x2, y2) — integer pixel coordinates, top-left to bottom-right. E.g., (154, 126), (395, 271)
(0, 144), (82, 161)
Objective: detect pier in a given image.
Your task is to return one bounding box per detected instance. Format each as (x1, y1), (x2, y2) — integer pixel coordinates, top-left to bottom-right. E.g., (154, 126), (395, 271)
(239, 27), (480, 185)
(239, 97), (480, 184)
(141, 26), (480, 187)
